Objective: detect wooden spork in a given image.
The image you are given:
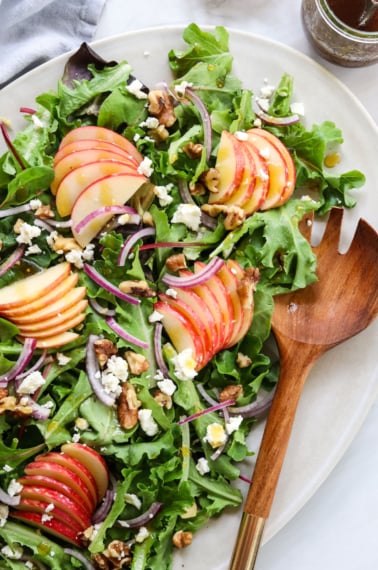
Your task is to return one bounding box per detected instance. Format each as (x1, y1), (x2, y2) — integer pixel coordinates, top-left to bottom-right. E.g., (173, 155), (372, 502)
(230, 207), (378, 569)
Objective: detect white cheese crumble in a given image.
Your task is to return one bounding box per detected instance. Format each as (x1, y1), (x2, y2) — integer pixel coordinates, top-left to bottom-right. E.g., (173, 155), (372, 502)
(3, 464), (13, 472)
(137, 156), (154, 177)
(125, 493), (142, 510)
(196, 457), (210, 476)
(165, 288), (178, 298)
(174, 81), (193, 97)
(100, 372), (122, 397)
(45, 503), (55, 513)
(235, 130), (248, 141)
(15, 222), (41, 245)
(65, 244), (94, 269)
(7, 479), (23, 497)
(157, 378), (176, 396)
(138, 409), (159, 436)
(135, 526), (150, 543)
(203, 423), (227, 448)
(153, 183), (174, 207)
(290, 101), (305, 116)
(140, 116), (160, 129)
(225, 415), (243, 435)
(259, 146), (271, 160)
(148, 310), (164, 323)
(171, 203), (202, 232)
(56, 352), (71, 366)
(106, 355), (129, 382)
(29, 199), (42, 210)
(17, 371), (45, 395)
(127, 79), (148, 100)
(260, 83), (275, 98)
(41, 513), (53, 522)
(1, 544), (23, 559)
(31, 114), (46, 129)
(171, 348), (197, 381)
(25, 244), (42, 256)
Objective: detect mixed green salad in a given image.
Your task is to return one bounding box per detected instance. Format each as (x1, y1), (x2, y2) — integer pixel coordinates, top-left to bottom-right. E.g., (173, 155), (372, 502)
(0, 23), (365, 570)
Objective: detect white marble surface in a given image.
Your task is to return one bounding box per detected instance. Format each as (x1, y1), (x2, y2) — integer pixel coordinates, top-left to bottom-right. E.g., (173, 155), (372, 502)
(95, 2), (378, 570)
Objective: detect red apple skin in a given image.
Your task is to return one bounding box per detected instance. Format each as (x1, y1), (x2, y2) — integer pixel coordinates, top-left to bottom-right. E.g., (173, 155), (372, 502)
(209, 130), (246, 203)
(10, 510), (82, 546)
(34, 452), (99, 505)
(19, 486), (91, 530)
(53, 138), (138, 168)
(220, 141), (257, 208)
(225, 259), (257, 344)
(24, 460), (96, 512)
(60, 443), (109, 502)
(216, 263), (244, 349)
(189, 279), (225, 351)
(17, 310), (86, 340)
(15, 497), (84, 532)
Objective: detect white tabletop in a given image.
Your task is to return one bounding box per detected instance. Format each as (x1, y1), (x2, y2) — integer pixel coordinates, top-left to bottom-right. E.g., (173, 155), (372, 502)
(96, 2), (378, 569)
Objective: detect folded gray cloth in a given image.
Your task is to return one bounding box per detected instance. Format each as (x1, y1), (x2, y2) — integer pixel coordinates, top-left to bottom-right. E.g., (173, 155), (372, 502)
(0, 0), (107, 88)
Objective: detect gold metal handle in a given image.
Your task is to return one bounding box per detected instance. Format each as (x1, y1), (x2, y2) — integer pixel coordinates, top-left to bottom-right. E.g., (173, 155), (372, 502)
(229, 513), (265, 570)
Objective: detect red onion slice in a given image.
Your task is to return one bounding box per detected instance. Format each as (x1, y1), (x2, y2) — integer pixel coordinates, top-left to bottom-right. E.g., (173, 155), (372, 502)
(85, 334), (118, 407)
(88, 297), (116, 317)
(153, 322), (169, 377)
(162, 256), (224, 288)
(227, 388), (275, 419)
(83, 264), (140, 306)
(0, 204), (34, 219)
(117, 226), (156, 266)
(91, 487), (115, 525)
(254, 100), (300, 126)
(74, 206), (140, 235)
(106, 317), (149, 349)
(0, 246), (25, 277)
(0, 121), (25, 169)
(117, 502), (163, 528)
(177, 399), (235, 426)
(15, 350), (47, 380)
(0, 337), (37, 385)
(0, 486), (21, 506)
(63, 549), (96, 570)
(185, 87), (212, 162)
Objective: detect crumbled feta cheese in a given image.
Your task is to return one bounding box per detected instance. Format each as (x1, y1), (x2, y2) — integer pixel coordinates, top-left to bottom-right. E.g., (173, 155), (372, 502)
(25, 562), (34, 569)
(133, 133), (141, 142)
(225, 415), (243, 435)
(25, 244), (42, 256)
(148, 310), (164, 323)
(82, 243), (95, 262)
(101, 372), (122, 396)
(259, 146), (271, 160)
(235, 130), (248, 141)
(7, 479), (23, 497)
(31, 114), (46, 129)
(65, 248), (83, 269)
(56, 352), (71, 366)
(138, 409), (159, 436)
(154, 183), (174, 207)
(203, 423), (227, 448)
(137, 156), (154, 177)
(46, 230), (59, 249)
(17, 371), (45, 395)
(157, 378), (176, 396)
(260, 84), (275, 98)
(290, 101), (305, 116)
(171, 203), (202, 232)
(127, 79), (148, 100)
(45, 503), (55, 513)
(1, 544), (23, 559)
(125, 493), (142, 510)
(41, 513), (53, 522)
(0, 505), (9, 528)
(165, 288), (178, 298)
(174, 81), (193, 97)
(256, 97), (270, 112)
(29, 199), (42, 210)
(15, 222), (41, 245)
(140, 116), (160, 129)
(135, 526), (150, 543)
(143, 51), (150, 57)
(253, 117), (263, 128)
(3, 464), (13, 472)
(171, 348), (197, 381)
(106, 355), (129, 382)
(72, 432), (81, 443)
(196, 457), (210, 475)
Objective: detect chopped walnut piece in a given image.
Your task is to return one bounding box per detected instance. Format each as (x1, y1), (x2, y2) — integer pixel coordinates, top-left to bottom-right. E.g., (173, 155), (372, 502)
(200, 167), (220, 193)
(165, 253), (187, 272)
(103, 540), (132, 568)
(0, 396), (33, 417)
(51, 235), (82, 254)
(172, 530), (193, 549)
(91, 553), (110, 570)
(35, 204), (54, 218)
(236, 352), (252, 368)
(125, 351), (149, 375)
(119, 279), (155, 298)
(149, 124), (170, 142)
(13, 218), (25, 234)
(117, 382), (141, 430)
(154, 389), (173, 409)
(0, 387), (8, 400)
(184, 141), (203, 159)
(94, 339), (118, 368)
(219, 384), (244, 402)
(148, 89), (176, 127)
(190, 182), (206, 196)
(201, 203), (246, 230)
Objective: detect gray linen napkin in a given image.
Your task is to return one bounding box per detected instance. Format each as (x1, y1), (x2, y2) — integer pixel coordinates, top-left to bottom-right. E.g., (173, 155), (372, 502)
(0, 0), (107, 88)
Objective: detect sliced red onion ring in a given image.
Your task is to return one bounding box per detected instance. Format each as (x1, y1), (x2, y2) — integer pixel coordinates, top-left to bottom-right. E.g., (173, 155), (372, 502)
(85, 334), (118, 407)
(210, 437), (229, 461)
(0, 204), (34, 219)
(16, 396), (52, 420)
(88, 297), (116, 317)
(91, 487), (115, 525)
(63, 548), (96, 570)
(20, 107), (37, 115)
(153, 322), (169, 377)
(44, 219), (72, 229)
(117, 502), (163, 528)
(177, 179), (217, 231)
(196, 383), (219, 407)
(178, 399), (235, 426)
(106, 317), (148, 349)
(0, 486), (21, 506)
(162, 256), (224, 288)
(83, 264), (140, 306)
(15, 350), (47, 380)
(254, 100), (300, 126)
(227, 388), (275, 419)
(239, 473), (252, 484)
(0, 337), (37, 386)
(117, 226), (156, 266)
(185, 87), (212, 162)
(0, 121), (25, 169)
(139, 241), (204, 252)
(34, 218), (55, 232)
(0, 246), (25, 278)
(74, 206), (140, 235)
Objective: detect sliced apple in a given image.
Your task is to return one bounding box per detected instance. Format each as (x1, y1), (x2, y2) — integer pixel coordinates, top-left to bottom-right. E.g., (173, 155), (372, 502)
(209, 130), (246, 204)
(238, 141), (269, 214)
(56, 159), (138, 217)
(71, 172), (147, 247)
(18, 311), (86, 339)
(15, 299), (87, 333)
(24, 460), (96, 512)
(226, 259), (258, 344)
(28, 331), (80, 350)
(53, 138), (139, 168)
(216, 263), (244, 348)
(246, 130), (288, 210)
(60, 443), (109, 502)
(10, 286), (87, 324)
(35, 452), (99, 505)
(190, 280), (226, 351)
(59, 125), (143, 165)
(220, 143), (257, 208)
(50, 149), (139, 195)
(2, 273), (79, 318)
(0, 262), (71, 313)
(11, 510), (82, 546)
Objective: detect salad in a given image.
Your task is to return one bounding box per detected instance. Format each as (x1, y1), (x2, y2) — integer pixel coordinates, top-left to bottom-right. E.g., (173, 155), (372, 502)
(0, 23), (365, 570)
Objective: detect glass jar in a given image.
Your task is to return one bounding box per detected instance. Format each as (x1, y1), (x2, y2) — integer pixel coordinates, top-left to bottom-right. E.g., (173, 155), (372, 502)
(301, 0), (378, 66)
